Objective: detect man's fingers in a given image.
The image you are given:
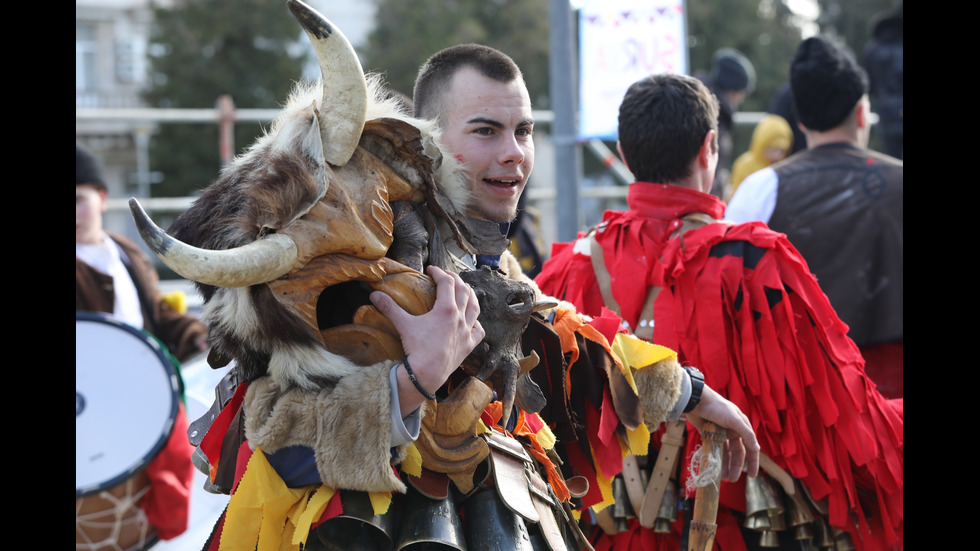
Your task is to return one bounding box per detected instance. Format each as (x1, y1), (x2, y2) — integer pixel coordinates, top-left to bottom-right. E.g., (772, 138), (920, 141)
(726, 436), (747, 482)
(369, 291), (407, 326)
(427, 265), (457, 307)
(734, 410), (760, 478)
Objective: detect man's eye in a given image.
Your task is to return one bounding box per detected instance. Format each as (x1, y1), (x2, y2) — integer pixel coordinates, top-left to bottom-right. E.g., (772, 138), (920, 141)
(517, 127), (533, 137)
(475, 127), (493, 136)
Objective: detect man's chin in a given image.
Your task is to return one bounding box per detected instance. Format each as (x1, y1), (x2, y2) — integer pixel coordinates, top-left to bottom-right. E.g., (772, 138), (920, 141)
(466, 205), (517, 224)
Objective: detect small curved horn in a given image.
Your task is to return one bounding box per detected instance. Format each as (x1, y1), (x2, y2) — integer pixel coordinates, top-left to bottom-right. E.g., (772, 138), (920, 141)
(129, 198), (299, 287)
(288, 0), (366, 167)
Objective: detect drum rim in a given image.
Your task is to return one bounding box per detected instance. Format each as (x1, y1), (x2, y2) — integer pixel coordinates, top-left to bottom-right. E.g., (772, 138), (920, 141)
(76, 311), (181, 498)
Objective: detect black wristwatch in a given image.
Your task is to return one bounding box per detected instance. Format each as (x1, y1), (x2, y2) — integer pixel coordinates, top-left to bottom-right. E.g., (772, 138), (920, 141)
(682, 366), (704, 413)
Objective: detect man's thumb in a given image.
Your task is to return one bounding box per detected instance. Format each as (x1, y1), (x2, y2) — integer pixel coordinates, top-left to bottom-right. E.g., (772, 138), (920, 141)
(370, 291), (404, 322)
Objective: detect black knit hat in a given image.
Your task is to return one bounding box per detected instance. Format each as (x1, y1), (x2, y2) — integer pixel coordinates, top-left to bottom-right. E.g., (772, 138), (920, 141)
(711, 48), (755, 93)
(76, 143), (106, 190)
(790, 36), (868, 131)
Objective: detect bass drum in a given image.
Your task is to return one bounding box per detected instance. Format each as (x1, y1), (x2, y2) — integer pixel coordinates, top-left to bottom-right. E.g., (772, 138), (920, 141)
(76, 312), (180, 551)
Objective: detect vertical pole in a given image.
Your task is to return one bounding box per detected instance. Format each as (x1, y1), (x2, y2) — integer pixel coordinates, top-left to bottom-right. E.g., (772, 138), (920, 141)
(549, 0), (582, 242)
(218, 95), (235, 166)
(133, 125), (152, 198)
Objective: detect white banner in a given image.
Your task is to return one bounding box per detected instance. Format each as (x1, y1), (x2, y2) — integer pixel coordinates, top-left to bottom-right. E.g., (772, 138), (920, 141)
(578, 0), (688, 140)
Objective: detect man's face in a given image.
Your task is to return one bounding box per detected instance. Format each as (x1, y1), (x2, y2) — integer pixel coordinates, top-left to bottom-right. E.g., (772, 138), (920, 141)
(76, 184), (106, 245)
(438, 67), (534, 222)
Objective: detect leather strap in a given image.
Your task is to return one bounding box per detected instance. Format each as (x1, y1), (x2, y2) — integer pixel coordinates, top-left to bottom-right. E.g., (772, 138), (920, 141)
(528, 471), (566, 551)
(588, 229), (621, 314)
(638, 419), (686, 528)
(621, 455), (646, 517)
(588, 213), (719, 527)
(486, 431), (539, 522)
(588, 212), (722, 338)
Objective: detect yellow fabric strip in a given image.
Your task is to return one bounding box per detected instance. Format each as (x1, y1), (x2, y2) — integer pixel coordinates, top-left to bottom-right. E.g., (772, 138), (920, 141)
(401, 443), (422, 478)
(221, 447), (331, 551)
(625, 423), (651, 456)
(590, 453), (616, 512)
(291, 486), (335, 547)
(611, 333), (678, 394)
(369, 491), (393, 516)
(534, 420), (557, 451)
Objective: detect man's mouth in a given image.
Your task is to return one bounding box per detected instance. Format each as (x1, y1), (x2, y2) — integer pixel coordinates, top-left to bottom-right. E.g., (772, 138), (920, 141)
(484, 178), (519, 188)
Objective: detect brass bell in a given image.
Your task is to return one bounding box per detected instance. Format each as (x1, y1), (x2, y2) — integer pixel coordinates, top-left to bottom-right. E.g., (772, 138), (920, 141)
(812, 518), (834, 548)
(833, 529), (855, 551)
(745, 473), (786, 535)
(314, 490), (397, 551)
(395, 486), (467, 551)
(745, 473), (785, 518)
(793, 522), (814, 541)
(758, 530), (781, 548)
(767, 509), (787, 531)
(611, 476), (634, 532)
(785, 480), (819, 528)
(657, 479), (679, 522)
(744, 512), (772, 531)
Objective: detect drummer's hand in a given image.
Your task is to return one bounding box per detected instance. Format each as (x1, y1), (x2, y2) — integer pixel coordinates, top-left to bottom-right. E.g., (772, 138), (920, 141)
(371, 266), (484, 415)
(686, 385), (760, 482)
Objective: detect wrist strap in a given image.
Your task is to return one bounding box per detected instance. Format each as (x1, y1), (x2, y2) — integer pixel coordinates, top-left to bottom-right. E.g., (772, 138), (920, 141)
(403, 356), (436, 400)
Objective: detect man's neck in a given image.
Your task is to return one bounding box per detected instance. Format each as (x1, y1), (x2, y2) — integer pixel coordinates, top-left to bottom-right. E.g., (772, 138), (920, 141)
(804, 127), (861, 149)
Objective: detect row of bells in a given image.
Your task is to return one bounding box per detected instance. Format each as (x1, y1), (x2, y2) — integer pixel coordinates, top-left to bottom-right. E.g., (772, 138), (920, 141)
(744, 473), (854, 550)
(610, 470), (677, 534)
(308, 485), (561, 551)
(607, 470), (857, 551)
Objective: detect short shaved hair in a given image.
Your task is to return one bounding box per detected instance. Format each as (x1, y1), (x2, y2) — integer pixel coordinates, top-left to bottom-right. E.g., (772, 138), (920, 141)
(618, 74), (719, 184)
(413, 44), (523, 126)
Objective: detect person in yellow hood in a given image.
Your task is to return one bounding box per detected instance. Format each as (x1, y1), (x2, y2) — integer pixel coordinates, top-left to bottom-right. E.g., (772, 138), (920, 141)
(728, 113), (793, 199)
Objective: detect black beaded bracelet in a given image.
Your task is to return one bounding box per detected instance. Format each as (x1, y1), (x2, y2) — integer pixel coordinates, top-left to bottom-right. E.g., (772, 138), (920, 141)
(402, 356), (437, 401)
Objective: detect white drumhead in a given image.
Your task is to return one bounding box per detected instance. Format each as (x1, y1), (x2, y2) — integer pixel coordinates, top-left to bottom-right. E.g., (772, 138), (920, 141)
(76, 313), (179, 497)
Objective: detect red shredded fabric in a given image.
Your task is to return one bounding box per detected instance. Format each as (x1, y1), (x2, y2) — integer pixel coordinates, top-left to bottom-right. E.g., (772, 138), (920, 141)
(536, 183), (903, 551)
(142, 402), (196, 540)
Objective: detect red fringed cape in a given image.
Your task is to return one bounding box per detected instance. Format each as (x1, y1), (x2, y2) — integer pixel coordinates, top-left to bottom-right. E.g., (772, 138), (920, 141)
(535, 183), (903, 551)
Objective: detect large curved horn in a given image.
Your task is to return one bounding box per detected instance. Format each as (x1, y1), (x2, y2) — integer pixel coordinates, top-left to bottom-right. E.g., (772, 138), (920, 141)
(129, 198), (299, 288)
(288, 0), (366, 167)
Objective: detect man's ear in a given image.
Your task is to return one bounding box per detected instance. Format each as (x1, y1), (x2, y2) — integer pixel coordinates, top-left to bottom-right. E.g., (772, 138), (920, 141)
(855, 98), (868, 129)
(698, 130), (717, 168)
(616, 140), (631, 173)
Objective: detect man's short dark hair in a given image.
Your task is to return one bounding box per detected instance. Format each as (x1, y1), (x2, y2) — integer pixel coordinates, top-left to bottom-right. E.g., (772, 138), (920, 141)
(617, 74), (719, 184)
(413, 44), (523, 124)
(791, 36), (869, 131)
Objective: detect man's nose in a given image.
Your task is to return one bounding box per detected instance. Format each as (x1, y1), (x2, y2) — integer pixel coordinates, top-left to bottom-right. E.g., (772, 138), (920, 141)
(498, 135), (525, 165)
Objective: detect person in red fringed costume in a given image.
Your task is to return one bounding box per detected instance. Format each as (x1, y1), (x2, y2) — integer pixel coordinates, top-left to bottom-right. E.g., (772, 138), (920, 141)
(535, 72), (902, 551)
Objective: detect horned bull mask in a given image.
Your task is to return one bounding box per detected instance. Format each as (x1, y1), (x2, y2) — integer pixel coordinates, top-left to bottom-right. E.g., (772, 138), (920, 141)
(130, 0), (545, 427)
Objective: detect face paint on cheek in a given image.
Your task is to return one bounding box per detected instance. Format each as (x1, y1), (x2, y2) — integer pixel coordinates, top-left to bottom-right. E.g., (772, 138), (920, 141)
(454, 154), (466, 164)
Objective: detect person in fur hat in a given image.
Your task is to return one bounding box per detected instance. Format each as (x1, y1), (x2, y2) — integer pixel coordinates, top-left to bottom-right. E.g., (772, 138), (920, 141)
(727, 36), (903, 400)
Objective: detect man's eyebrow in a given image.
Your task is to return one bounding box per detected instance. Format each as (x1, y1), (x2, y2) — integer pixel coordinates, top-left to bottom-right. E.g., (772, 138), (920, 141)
(464, 116), (535, 128)
(465, 116), (504, 128)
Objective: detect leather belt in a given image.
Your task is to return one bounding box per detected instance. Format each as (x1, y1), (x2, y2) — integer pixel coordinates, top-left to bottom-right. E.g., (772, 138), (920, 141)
(639, 419), (686, 528)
